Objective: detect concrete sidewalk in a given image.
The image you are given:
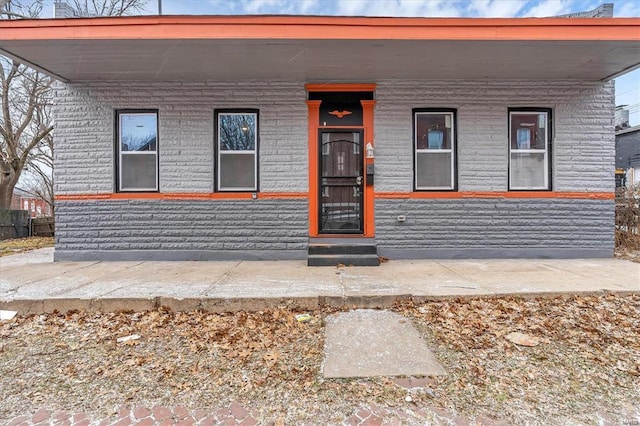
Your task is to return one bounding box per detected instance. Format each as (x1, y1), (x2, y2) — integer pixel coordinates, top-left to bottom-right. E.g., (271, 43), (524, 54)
(1, 247), (638, 314)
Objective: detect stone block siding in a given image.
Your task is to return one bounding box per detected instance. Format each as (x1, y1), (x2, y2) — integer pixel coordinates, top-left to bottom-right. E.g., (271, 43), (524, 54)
(54, 199), (308, 260)
(374, 80), (615, 193)
(375, 198), (613, 258)
(53, 81), (308, 194)
(52, 79), (615, 259)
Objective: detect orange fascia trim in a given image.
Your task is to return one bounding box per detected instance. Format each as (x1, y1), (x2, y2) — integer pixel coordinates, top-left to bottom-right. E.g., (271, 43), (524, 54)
(1, 16), (638, 42)
(306, 83), (376, 92)
(55, 192), (308, 201)
(375, 191), (615, 200)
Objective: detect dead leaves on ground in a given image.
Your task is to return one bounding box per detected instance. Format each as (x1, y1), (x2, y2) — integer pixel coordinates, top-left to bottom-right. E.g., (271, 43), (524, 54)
(406, 295), (639, 358)
(1, 295), (639, 425)
(400, 294), (640, 423)
(0, 308), (323, 410)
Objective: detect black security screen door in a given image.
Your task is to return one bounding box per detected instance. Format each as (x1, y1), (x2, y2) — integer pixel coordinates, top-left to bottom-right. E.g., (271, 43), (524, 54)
(319, 130), (364, 233)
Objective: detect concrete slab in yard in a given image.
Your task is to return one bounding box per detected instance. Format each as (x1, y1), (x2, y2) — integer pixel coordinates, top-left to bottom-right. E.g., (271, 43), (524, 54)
(323, 309), (447, 379)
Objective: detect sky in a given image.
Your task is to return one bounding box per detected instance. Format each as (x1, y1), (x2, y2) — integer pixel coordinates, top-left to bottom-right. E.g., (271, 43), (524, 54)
(40, 0), (640, 125)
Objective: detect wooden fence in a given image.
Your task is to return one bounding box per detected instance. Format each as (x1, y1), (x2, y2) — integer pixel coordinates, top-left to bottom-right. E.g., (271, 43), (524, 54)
(0, 209), (31, 240)
(32, 217), (55, 237)
(0, 209), (54, 240)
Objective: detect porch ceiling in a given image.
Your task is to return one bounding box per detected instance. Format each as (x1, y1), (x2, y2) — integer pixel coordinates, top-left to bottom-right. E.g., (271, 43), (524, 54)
(1, 16), (639, 82)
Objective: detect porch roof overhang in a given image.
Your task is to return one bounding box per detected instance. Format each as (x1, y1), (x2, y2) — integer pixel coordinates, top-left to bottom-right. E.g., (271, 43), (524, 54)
(0, 15), (639, 83)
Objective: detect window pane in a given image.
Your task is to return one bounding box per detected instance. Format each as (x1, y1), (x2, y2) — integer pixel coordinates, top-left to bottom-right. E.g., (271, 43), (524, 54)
(511, 113), (546, 150)
(416, 113), (453, 150)
(220, 153), (256, 189)
(219, 114), (256, 151)
(120, 113), (157, 152)
(510, 152), (546, 189)
(416, 152), (452, 188)
(121, 153), (157, 190)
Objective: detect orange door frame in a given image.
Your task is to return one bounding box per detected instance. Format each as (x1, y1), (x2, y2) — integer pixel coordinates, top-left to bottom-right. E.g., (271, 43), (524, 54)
(306, 84), (376, 237)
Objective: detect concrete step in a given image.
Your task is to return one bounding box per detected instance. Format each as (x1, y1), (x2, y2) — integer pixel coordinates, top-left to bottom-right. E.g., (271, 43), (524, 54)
(308, 244), (378, 255)
(308, 254), (380, 267)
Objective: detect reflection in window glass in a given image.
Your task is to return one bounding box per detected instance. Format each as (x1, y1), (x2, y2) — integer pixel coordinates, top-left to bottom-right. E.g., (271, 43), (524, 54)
(414, 111), (455, 190)
(120, 113), (157, 151)
(509, 110), (550, 190)
(117, 111), (158, 192)
(216, 111), (258, 191)
(219, 114), (256, 151)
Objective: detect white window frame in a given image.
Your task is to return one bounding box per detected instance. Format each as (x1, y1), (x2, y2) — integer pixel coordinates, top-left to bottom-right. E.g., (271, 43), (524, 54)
(414, 110), (456, 191)
(216, 110), (258, 192)
(117, 110), (159, 192)
(508, 110), (550, 191)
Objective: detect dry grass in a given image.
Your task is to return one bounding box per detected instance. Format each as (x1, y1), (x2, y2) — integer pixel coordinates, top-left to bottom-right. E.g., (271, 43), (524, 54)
(1, 295), (638, 425)
(0, 237), (54, 257)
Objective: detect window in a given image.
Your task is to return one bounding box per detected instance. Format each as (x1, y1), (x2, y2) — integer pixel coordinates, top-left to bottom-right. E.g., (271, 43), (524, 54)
(215, 110), (258, 191)
(116, 110), (158, 192)
(414, 109), (456, 190)
(509, 109), (551, 190)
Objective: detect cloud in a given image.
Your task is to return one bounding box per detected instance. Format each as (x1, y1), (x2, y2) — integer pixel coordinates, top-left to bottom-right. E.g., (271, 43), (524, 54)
(242, 0), (283, 14)
(523, 0), (573, 17)
(298, 0), (318, 14)
(336, 0), (463, 17)
(616, 0), (640, 17)
(203, 0), (640, 17)
(469, 0), (527, 17)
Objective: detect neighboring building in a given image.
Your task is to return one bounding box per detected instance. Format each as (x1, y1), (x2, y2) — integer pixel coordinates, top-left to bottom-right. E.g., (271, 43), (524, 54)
(52, 1), (76, 18)
(616, 125), (640, 188)
(10, 188), (52, 218)
(0, 15), (638, 263)
(556, 3), (613, 18)
(615, 105), (631, 131)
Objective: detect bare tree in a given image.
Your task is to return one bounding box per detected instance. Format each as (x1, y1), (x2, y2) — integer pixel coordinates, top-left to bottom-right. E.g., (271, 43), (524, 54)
(0, 0), (149, 210)
(69, 0), (149, 16)
(22, 97), (54, 213)
(0, 0), (43, 19)
(1, 0), (50, 209)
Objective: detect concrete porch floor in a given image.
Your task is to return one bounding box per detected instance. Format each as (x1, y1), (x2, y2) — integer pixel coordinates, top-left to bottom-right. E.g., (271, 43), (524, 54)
(0, 247), (638, 314)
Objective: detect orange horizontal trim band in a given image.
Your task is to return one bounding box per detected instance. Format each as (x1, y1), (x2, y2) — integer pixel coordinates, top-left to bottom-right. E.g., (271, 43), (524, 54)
(1, 16), (638, 42)
(55, 192), (308, 201)
(306, 83), (376, 92)
(57, 191), (615, 201)
(375, 191), (615, 200)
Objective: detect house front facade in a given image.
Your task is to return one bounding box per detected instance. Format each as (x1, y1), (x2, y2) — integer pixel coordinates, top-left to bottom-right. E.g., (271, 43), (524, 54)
(1, 16), (638, 263)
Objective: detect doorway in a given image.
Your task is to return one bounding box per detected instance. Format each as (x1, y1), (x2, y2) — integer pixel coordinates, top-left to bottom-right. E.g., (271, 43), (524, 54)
(319, 129), (364, 233)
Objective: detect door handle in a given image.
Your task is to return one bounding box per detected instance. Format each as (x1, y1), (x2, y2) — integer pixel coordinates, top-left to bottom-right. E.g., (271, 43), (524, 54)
(356, 176), (363, 185)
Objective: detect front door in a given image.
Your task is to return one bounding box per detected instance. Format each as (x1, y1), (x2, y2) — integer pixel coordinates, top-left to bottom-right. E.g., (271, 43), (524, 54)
(319, 129), (364, 233)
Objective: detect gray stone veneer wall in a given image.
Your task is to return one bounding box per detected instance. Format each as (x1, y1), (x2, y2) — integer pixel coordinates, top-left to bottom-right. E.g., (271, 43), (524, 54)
(375, 198), (613, 258)
(373, 79), (614, 258)
(53, 81), (308, 194)
(53, 81), (309, 261)
(374, 80), (615, 192)
(54, 199), (308, 261)
(53, 79), (615, 260)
